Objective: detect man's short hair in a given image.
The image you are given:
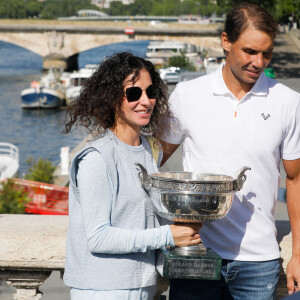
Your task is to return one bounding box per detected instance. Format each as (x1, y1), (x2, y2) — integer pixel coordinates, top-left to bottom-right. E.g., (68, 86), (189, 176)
(224, 2), (279, 43)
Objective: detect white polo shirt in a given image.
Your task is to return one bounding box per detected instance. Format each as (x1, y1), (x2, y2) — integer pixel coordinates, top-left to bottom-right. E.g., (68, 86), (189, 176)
(163, 63), (300, 261)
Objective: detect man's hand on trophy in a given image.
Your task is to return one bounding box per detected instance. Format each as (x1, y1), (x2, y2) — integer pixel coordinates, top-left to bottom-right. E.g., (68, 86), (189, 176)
(170, 223), (202, 247)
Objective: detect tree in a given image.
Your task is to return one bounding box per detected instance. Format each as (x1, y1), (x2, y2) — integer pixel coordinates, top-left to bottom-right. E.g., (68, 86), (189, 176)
(0, 179), (30, 214)
(167, 52), (196, 70)
(129, 0), (153, 16)
(107, 1), (130, 15)
(25, 0), (43, 18)
(40, 0), (99, 19)
(275, 0), (300, 24)
(24, 157), (56, 184)
(216, 0), (276, 15)
(6, 0), (26, 19)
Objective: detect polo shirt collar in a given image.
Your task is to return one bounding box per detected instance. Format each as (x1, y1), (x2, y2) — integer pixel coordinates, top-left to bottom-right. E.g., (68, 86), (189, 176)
(212, 62), (269, 97)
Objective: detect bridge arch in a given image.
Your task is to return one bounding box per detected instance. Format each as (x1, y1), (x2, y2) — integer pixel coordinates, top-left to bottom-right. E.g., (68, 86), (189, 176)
(0, 25), (222, 70)
(0, 41), (42, 74)
(78, 40), (150, 67)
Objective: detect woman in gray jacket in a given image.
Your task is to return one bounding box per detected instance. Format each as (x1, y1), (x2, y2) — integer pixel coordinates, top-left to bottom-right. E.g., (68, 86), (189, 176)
(63, 52), (201, 300)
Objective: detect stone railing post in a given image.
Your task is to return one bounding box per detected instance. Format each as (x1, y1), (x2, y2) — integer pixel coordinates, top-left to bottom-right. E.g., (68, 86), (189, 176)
(1, 270), (51, 300)
(0, 214), (68, 299)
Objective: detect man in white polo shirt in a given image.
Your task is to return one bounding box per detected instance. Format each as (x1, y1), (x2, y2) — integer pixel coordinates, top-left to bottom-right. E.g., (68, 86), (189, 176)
(161, 3), (300, 299)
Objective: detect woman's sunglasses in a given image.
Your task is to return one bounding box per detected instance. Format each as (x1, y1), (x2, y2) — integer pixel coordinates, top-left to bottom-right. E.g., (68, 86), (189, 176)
(125, 85), (158, 102)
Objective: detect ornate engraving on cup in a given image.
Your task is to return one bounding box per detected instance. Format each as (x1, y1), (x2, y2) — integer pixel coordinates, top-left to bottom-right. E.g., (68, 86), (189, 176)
(151, 179), (234, 193)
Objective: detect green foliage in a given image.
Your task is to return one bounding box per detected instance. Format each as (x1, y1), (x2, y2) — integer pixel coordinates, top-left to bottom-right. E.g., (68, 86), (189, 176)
(108, 1), (130, 15)
(0, 0), (25, 18)
(26, 0), (44, 18)
(216, 0), (276, 13)
(0, 179), (30, 214)
(0, 0), (99, 19)
(40, 0), (98, 19)
(275, 0), (300, 23)
(167, 53), (196, 70)
(24, 156), (56, 184)
(106, 0), (221, 16)
(0, 0), (297, 24)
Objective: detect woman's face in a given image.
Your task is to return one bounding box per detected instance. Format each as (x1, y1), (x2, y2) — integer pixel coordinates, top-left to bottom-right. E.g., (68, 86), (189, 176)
(115, 68), (156, 131)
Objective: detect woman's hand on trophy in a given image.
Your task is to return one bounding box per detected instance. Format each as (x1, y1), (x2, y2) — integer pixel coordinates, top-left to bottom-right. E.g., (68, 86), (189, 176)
(170, 223), (202, 247)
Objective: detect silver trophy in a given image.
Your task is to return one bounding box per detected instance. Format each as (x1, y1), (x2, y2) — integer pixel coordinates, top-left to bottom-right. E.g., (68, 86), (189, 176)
(136, 163), (251, 279)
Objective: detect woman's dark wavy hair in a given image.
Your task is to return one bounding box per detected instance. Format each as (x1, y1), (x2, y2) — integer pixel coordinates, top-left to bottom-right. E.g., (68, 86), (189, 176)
(64, 52), (170, 140)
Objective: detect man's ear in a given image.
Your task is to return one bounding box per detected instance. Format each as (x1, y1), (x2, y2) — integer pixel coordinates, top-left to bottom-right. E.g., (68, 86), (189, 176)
(221, 32), (231, 53)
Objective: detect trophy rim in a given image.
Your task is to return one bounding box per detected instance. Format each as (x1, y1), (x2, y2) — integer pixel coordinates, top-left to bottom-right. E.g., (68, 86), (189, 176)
(150, 171), (235, 184)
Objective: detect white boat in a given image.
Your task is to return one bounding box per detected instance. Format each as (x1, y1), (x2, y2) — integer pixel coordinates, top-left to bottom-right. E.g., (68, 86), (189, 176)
(0, 143), (19, 181)
(146, 41), (200, 66)
(21, 69), (67, 109)
(65, 65), (96, 104)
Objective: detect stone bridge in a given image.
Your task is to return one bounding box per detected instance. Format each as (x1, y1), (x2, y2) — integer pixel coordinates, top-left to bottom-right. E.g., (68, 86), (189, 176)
(0, 23), (223, 70)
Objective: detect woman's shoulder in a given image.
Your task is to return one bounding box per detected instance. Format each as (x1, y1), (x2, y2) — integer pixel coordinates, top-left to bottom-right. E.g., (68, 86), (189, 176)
(77, 150), (107, 181)
(77, 132), (117, 159)
(78, 149), (103, 165)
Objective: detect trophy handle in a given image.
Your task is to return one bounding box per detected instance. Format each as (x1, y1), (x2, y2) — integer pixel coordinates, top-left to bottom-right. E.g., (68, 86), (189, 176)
(135, 163), (151, 189)
(235, 166), (251, 191)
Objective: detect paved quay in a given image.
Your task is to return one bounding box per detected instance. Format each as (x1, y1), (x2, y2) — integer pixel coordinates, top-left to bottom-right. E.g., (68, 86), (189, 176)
(272, 31), (300, 88)
(1, 31), (299, 300)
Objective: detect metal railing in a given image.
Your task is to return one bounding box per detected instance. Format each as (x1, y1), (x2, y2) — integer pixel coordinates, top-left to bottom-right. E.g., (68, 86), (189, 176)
(0, 143), (19, 179)
(0, 142), (19, 161)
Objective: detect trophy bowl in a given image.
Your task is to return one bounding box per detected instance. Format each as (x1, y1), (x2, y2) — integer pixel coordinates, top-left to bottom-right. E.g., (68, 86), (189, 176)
(135, 163), (251, 279)
(135, 163), (251, 223)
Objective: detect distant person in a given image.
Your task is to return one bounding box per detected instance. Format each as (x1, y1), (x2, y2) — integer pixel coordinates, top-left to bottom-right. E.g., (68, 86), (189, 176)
(161, 3), (300, 299)
(62, 52), (201, 300)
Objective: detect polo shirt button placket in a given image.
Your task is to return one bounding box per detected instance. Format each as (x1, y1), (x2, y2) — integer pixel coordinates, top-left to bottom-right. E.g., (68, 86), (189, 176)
(234, 102), (239, 119)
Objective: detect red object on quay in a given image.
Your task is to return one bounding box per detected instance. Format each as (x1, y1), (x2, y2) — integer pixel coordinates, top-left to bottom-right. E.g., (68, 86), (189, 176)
(124, 27), (135, 34)
(12, 178), (69, 215)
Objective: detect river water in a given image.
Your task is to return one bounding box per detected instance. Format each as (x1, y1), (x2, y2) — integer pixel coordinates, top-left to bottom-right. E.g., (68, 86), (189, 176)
(0, 40), (149, 176)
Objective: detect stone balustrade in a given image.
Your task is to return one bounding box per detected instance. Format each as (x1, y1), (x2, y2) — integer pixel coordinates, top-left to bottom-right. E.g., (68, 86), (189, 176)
(0, 214), (292, 299)
(0, 215), (67, 300)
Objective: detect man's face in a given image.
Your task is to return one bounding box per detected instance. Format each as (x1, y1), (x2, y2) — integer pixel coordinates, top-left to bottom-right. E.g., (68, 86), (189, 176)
(222, 27), (274, 87)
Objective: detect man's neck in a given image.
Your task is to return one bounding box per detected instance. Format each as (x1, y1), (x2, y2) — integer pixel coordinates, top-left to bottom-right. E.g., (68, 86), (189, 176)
(222, 63), (254, 100)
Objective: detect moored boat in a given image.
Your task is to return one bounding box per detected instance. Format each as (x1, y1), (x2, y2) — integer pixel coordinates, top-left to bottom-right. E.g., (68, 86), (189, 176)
(21, 69), (67, 109)
(65, 65), (96, 104)
(146, 41), (200, 66)
(21, 86), (65, 108)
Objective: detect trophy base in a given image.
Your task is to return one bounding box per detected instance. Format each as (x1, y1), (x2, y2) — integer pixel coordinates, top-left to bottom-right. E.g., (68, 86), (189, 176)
(156, 247), (222, 280)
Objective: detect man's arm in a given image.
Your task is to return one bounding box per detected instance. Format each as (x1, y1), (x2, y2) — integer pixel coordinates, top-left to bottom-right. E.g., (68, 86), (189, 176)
(283, 158), (300, 295)
(159, 140), (180, 167)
